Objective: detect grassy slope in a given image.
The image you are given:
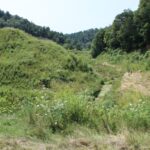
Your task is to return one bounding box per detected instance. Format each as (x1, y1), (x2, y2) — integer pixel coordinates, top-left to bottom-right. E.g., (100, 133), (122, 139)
(0, 28), (69, 89)
(0, 28), (150, 149)
(0, 28), (100, 113)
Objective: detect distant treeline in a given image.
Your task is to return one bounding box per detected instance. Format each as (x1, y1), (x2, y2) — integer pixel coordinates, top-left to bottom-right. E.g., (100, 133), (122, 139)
(0, 10), (65, 44)
(65, 29), (98, 50)
(0, 10), (98, 50)
(92, 0), (150, 57)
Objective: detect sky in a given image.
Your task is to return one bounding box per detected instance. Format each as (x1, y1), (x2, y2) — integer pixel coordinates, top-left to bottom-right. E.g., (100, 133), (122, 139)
(0, 0), (139, 33)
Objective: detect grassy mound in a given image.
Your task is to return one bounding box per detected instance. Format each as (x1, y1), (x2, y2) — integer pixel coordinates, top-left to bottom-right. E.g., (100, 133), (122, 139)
(0, 28), (100, 113)
(0, 28), (69, 88)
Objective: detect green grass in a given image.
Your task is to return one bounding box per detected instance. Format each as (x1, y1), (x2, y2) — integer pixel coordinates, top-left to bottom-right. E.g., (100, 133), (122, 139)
(0, 28), (150, 149)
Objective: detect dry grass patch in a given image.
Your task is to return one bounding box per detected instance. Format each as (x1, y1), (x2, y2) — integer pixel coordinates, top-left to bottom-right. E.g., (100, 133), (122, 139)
(121, 72), (150, 96)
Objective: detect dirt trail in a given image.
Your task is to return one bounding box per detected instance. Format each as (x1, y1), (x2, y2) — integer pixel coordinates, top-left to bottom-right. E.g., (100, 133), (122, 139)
(0, 135), (128, 150)
(0, 138), (53, 150)
(121, 72), (150, 96)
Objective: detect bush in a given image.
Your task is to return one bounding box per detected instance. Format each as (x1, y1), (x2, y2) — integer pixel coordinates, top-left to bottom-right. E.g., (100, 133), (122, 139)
(65, 54), (92, 72)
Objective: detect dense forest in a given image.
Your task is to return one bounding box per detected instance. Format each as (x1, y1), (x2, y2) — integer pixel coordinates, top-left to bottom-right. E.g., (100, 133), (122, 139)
(92, 0), (150, 57)
(65, 29), (98, 50)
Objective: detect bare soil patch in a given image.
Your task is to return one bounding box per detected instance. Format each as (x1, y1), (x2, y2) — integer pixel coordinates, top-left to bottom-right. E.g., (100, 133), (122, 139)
(121, 72), (150, 96)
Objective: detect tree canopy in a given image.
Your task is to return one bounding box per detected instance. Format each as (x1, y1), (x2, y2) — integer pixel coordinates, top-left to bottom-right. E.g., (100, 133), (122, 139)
(92, 0), (150, 57)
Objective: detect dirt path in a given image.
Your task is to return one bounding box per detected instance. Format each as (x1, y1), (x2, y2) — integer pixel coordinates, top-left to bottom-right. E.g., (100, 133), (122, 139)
(0, 134), (128, 150)
(121, 72), (150, 96)
(0, 137), (53, 150)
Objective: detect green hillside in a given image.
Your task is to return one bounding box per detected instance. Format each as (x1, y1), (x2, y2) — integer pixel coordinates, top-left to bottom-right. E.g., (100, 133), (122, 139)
(0, 28), (69, 89)
(0, 29), (150, 149)
(0, 28), (100, 113)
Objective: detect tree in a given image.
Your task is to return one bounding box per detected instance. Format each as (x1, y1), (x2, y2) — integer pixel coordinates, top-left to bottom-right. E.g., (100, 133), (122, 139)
(92, 29), (106, 58)
(111, 9), (138, 51)
(66, 29), (98, 50)
(135, 0), (150, 48)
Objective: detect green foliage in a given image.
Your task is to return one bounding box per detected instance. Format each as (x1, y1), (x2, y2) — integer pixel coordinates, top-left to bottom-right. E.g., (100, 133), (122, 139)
(0, 10), (98, 50)
(0, 28), (149, 142)
(101, 97), (150, 132)
(21, 91), (99, 135)
(0, 28), (73, 89)
(19, 90), (150, 138)
(0, 28), (98, 115)
(0, 10), (65, 45)
(92, 29), (106, 58)
(65, 54), (92, 72)
(112, 10), (138, 51)
(65, 29), (98, 50)
(135, 0), (150, 48)
(92, 0), (150, 57)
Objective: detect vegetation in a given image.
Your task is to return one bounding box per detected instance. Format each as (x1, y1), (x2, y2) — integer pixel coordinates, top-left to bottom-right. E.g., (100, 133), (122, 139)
(65, 29), (98, 50)
(0, 0), (150, 149)
(92, 0), (150, 57)
(0, 10), (98, 50)
(0, 10), (65, 45)
(0, 28), (149, 149)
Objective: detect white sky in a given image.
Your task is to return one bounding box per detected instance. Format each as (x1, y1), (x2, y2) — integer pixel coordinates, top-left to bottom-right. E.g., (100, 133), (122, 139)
(0, 0), (139, 33)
